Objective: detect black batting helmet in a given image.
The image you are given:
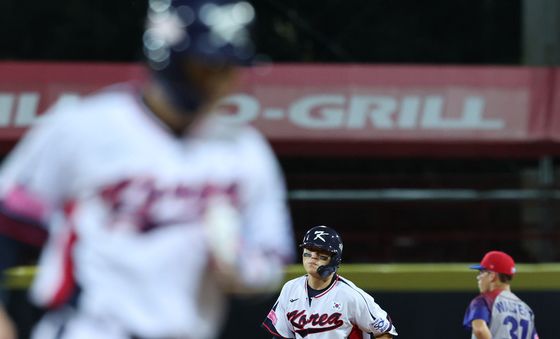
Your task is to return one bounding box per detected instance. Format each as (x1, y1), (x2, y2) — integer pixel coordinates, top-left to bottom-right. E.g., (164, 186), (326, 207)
(143, 0), (256, 114)
(300, 225), (343, 278)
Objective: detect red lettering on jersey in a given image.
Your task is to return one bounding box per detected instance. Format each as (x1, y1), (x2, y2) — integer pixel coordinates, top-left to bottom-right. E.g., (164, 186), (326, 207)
(99, 178), (239, 232)
(287, 309), (344, 336)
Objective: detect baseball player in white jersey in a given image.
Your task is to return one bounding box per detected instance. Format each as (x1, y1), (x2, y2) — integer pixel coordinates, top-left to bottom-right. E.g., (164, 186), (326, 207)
(463, 250), (539, 339)
(262, 225), (397, 338)
(0, 1), (294, 338)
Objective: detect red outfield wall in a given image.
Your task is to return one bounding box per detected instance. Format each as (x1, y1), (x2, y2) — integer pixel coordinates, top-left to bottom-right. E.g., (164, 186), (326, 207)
(0, 62), (558, 156)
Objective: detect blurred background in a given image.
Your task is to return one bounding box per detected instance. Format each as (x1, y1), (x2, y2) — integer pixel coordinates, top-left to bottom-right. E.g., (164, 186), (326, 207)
(2, 0), (555, 263)
(1, 0), (560, 337)
(0, 0), (522, 63)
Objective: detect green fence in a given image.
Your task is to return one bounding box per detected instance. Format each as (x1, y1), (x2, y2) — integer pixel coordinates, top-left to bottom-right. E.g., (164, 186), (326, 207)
(287, 263), (560, 291)
(6, 263), (560, 291)
(4, 263), (560, 338)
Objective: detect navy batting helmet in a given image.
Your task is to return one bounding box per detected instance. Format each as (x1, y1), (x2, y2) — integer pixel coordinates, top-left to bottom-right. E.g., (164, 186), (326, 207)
(300, 225), (343, 278)
(143, 0), (255, 113)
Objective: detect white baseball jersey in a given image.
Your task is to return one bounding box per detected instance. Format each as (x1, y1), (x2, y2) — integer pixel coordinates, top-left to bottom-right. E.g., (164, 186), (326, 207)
(463, 289), (538, 339)
(263, 275), (397, 338)
(0, 83), (294, 339)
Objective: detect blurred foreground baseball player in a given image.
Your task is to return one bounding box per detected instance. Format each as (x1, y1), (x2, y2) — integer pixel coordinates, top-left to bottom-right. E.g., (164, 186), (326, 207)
(0, 0), (294, 338)
(262, 225), (397, 338)
(463, 250), (538, 339)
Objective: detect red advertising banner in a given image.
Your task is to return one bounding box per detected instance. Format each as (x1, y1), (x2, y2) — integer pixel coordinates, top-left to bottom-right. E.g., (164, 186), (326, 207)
(548, 68), (560, 142)
(0, 62), (557, 156)
(0, 62), (147, 143)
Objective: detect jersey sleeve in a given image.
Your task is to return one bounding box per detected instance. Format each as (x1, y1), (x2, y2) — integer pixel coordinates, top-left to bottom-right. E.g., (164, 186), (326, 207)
(463, 295), (491, 329)
(234, 128), (295, 289)
(0, 107), (76, 229)
(240, 128), (294, 260)
(262, 284), (294, 338)
(351, 288), (398, 337)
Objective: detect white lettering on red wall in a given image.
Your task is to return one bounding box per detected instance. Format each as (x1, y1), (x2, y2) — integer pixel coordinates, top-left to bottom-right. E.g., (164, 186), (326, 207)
(0, 62), (552, 145)
(219, 94), (504, 130)
(0, 92), (81, 127)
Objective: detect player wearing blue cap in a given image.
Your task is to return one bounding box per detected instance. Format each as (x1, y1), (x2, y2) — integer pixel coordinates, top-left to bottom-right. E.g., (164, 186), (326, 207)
(463, 250), (539, 339)
(0, 1), (294, 338)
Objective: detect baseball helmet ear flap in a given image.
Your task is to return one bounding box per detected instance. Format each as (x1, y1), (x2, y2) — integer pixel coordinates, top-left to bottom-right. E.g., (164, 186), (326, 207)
(300, 225), (343, 278)
(316, 251), (341, 278)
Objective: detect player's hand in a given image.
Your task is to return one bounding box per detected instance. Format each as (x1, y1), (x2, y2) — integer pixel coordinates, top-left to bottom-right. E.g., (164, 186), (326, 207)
(203, 194), (243, 288)
(203, 195), (284, 293)
(0, 306), (17, 339)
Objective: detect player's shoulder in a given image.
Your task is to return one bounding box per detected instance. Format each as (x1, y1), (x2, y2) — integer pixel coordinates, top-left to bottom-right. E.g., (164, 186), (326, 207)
(77, 82), (140, 116)
(278, 275), (306, 295)
(498, 290), (522, 301)
(198, 117), (277, 167)
(482, 288), (505, 305)
(497, 290), (534, 311)
(199, 116), (268, 146)
(469, 293), (488, 306)
(336, 276), (374, 301)
(337, 275), (364, 292)
(43, 82), (138, 125)
(283, 275), (307, 289)
(469, 290), (499, 310)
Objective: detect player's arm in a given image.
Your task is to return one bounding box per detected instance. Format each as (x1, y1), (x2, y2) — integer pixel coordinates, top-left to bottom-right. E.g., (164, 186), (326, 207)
(0, 304), (16, 339)
(350, 287), (397, 337)
(261, 284), (295, 339)
(262, 301), (293, 338)
(0, 104), (76, 248)
(224, 129), (294, 292)
(463, 295), (491, 338)
(0, 110), (70, 236)
(471, 319), (491, 339)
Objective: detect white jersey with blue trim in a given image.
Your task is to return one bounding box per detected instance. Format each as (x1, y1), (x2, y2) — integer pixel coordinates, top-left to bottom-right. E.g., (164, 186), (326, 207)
(263, 275), (397, 338)
(0, 84), (294, 339)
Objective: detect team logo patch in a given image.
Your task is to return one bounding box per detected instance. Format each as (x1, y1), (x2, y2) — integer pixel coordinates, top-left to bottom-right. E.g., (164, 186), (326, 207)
(313, 230), (329, 242)
(267, 309), (278, 325)
(332, 301), (342, 311)
(370, 318), (390, 333)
